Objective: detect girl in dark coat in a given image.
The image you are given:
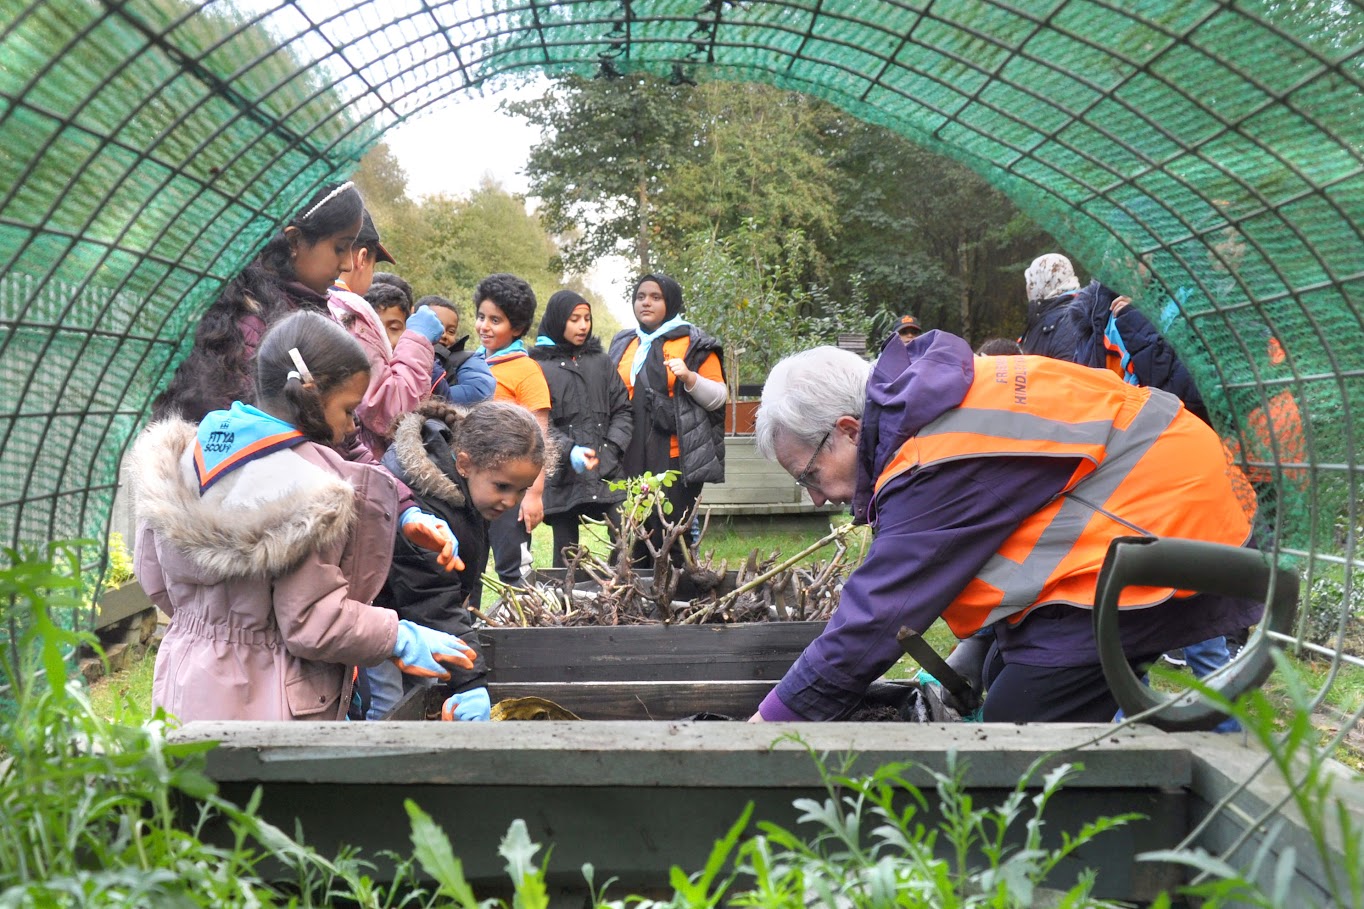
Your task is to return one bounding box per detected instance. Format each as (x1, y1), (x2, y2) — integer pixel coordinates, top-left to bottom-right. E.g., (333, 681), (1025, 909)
(368, 398), (546, 720)
(530, 290), (634, 567)
(607, 274), (726, 568)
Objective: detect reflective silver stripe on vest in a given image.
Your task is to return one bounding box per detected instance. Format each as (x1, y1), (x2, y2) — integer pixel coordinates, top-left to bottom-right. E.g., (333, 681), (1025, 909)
(916, 407), (1114, 449)
(969, 389), (1184, 621)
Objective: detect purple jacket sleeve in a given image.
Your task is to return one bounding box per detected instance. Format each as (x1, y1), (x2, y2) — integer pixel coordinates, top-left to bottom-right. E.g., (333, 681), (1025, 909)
(762, 455), (1078, 721)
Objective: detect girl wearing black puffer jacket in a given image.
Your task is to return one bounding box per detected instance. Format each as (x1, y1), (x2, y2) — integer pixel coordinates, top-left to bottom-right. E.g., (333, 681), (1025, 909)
(364, 398), (545, 719)
(530, 291), (634, 567)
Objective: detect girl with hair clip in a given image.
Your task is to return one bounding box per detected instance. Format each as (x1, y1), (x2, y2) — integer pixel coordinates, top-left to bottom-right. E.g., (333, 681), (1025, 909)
(131, 311), (475, 723)
(366, 399), (547, 720)
(530, 290), (633, 567)
(607, 274), (726, 568)
(153, 181), (367, 424)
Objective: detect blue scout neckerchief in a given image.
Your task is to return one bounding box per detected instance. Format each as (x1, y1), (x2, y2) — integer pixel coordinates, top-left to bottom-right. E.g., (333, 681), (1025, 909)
(476, 338), (528, 366)
(193, 401), (304, 493)
(630, 314), (689, 382)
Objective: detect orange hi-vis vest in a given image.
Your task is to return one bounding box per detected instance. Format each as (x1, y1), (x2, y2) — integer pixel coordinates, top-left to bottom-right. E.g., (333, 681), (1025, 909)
(873, 355), (1253, 638)
(616, 335), (692, 397)
(617, 335), (694, 459)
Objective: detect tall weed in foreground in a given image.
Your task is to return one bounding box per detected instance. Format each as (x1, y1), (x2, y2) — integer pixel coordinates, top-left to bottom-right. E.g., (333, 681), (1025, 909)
(1136, 656), (1364, 908)
(569, 745), (1142, 909)
(0, 543), (450, 907)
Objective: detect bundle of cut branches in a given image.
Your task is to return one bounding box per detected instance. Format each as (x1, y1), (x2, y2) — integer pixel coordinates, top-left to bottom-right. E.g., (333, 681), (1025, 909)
(473, 500), (858, 628)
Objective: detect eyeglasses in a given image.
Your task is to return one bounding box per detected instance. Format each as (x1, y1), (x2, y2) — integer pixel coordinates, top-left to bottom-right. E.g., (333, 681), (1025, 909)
(794, 430), (832, 490)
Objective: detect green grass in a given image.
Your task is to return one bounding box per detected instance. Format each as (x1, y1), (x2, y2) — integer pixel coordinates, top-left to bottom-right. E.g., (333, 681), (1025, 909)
(85, 648), (156, 724)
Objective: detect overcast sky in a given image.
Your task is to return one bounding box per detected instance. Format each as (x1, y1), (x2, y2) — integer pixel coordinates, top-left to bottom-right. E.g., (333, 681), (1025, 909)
(382, 79), (635, 322)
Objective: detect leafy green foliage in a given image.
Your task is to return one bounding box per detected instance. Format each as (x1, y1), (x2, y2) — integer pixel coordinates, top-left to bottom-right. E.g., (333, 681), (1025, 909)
(508, 74), (1062, 349)
(609, 469), (679, 526)
(406, 800), (486, 908)
(503, 74), (699, 274)
(103, 532), (135, 588)
(668, 221), (828, 384)
(1135, 653), (1364, 907)
(583, 744), (1139, 908)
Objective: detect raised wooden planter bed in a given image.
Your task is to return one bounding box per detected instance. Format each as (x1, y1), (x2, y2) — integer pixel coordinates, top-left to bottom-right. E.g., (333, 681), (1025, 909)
(175, 619), (1363, 906)
(385, 621), (825, 721)
(173, 721), (1361, 905)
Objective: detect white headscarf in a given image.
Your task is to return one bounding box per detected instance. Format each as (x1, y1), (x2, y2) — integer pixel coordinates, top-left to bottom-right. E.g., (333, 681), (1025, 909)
(1025, 254), (1081, 303)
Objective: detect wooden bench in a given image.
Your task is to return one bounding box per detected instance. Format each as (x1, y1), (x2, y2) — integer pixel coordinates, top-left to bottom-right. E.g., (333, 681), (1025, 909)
(700, 436), (841, 517)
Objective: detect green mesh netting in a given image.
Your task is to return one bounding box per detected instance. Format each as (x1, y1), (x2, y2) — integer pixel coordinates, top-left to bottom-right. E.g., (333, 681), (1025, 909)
(4, 0), (1364, 888)
(2, 6), (1361, 650)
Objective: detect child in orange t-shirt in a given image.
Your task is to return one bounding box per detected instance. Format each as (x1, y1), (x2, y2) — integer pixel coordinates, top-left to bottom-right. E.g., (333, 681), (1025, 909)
(473, 273), (551, 585)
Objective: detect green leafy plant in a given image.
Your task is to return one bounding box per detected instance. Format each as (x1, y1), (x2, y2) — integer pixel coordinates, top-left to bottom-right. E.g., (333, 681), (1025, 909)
(1137, 654), (1364, 908)
(103, 532), (135, 588)
(0, 542), (452, 907)
(559, 743), (1141, 909)
(609, 469), (680, 526)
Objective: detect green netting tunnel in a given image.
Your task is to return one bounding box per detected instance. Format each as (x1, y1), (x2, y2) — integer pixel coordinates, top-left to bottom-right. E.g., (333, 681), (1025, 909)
(3, 1), (1362, 631)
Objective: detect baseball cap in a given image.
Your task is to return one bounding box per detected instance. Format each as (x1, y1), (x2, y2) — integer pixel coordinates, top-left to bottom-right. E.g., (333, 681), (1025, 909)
(896, 314), (922, 335)
(355, 209), (395, 264)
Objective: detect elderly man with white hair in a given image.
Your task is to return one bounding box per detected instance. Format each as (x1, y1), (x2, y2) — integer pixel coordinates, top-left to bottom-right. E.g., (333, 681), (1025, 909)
(749, 332), (1264, 723)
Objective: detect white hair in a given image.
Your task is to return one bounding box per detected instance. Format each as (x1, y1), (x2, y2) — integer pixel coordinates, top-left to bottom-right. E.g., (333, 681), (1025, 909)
(755, 346), (870, 459)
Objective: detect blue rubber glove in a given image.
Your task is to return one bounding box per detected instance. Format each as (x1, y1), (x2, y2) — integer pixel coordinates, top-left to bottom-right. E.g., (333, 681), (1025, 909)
(441, 686), (491, 722)
(569, 445), (597, 474)
(400, 506), (462, 571)
(391, 619), (475, 679)
(405, 305), (445, 343)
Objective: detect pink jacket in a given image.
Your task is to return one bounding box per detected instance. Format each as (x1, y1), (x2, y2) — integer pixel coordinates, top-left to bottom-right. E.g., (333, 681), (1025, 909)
(327, 287), (434, 456)
(130, 419), (400, 723)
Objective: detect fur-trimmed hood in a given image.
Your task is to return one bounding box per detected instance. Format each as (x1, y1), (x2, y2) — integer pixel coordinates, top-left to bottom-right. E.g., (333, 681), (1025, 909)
(382, 398), (467, 509)
(129, 418), (356, 580)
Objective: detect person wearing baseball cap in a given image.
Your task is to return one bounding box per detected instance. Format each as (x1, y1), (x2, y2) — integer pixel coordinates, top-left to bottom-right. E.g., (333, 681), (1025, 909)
(896, 314), (923, 343)
(326, 206), (442, 458)
(342, 209), (396, 296)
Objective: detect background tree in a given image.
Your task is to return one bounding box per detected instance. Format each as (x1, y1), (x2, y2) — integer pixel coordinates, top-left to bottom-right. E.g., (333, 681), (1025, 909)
(352, 156), (615, 339)
(510, 75), (1066, 350)
(824, 120), (1057, 343)
(504, 74), (697, 275)
(654, 81), (841, 298)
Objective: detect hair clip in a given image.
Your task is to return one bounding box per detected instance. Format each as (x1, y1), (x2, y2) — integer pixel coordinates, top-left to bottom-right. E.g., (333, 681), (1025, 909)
(300, 181), (355, 222)
(288, 347), (314, 384)
(286, 370), (302, 382)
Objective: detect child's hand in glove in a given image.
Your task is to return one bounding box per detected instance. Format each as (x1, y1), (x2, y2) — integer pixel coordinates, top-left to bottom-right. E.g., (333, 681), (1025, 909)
(441, 687), (491, 721)
(400, 507), (464, 571)
(391, 619), (475, 678)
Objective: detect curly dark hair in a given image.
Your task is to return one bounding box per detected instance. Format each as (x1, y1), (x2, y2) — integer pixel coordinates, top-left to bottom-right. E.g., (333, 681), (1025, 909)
(371, 271), (413, 309)
(365, 281), (412, 317)
(474, 273), (537, 338)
